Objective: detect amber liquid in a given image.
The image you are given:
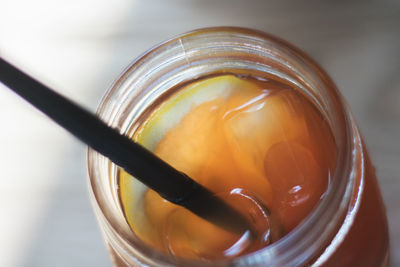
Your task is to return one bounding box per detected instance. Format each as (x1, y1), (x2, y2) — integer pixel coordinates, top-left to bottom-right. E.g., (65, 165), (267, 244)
(119, 74), (338, 260)
(317, 152), (389, 267)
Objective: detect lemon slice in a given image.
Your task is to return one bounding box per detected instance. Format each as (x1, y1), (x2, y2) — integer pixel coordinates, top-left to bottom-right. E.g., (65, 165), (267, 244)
(135, 75), (262, 150)
(119, 75), (262, 246)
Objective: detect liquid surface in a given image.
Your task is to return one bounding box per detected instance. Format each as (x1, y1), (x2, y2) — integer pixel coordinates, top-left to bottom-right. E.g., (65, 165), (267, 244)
(119, 75), (337, 260)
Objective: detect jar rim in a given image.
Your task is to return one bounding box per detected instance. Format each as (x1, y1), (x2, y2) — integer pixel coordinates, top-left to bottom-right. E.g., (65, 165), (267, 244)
(87, 27), (355, 266)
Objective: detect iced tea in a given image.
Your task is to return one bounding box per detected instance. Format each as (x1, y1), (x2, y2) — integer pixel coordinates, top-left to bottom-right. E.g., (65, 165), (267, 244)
(88, 27), (389, 267)
(119, 74), (337, 260)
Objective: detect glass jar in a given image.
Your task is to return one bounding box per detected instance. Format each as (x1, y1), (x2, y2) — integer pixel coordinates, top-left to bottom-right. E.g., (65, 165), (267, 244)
(87, 27), (389, 266)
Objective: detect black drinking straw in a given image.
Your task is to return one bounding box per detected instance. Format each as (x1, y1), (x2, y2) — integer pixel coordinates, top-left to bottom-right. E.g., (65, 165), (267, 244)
(0, 57), (252, 235)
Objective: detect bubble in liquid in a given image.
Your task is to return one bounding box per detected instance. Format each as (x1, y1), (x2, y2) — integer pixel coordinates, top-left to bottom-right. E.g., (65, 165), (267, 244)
(162, 188), (283, 260)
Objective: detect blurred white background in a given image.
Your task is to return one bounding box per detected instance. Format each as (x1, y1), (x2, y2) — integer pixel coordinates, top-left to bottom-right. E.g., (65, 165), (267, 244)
(1, 0), (399, 266)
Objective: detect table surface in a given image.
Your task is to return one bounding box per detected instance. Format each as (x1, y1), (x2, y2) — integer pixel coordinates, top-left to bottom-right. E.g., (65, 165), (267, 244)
(1, 0), (399, 266)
